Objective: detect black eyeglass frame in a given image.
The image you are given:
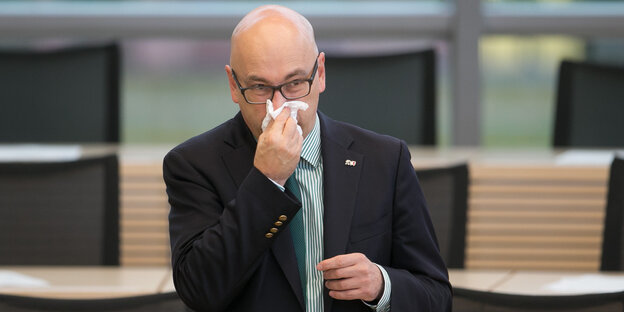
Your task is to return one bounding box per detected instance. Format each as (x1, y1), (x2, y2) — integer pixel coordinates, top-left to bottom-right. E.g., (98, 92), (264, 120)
(231, 55), (320, 104)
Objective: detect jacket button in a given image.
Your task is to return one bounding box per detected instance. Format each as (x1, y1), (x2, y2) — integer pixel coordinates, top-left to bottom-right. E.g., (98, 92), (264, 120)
(274, 221), (283, 227)
(278, 215), (288, 222)
(265, 233), (274, 238)
(270, 227), (278, 233)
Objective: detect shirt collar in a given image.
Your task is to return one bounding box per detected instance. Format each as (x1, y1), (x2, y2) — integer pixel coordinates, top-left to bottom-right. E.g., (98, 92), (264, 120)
(300, 114), (322, 168)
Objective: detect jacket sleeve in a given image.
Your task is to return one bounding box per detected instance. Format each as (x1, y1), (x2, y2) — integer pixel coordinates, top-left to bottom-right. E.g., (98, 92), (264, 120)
(385, 141), (453, 311)
(163, 149), (300, 312)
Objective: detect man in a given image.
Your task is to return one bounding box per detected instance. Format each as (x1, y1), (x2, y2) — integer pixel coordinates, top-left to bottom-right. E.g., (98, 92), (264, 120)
(164, 5), (451, 312)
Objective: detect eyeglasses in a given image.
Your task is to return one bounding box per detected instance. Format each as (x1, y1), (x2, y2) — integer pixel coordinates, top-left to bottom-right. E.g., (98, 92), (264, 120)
(231, 56), (319, 104)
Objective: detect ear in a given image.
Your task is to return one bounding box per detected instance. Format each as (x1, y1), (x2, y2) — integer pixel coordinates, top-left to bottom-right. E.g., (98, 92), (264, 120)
(317, 52), (326, 93)
(225, 65), (240, 104)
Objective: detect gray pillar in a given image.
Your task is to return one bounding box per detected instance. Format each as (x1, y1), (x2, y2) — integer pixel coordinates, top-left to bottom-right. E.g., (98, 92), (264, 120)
(452, 0), (482, 146)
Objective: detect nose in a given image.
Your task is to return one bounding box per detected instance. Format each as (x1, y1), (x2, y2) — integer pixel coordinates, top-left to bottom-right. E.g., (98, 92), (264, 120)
(271, 88), (287, 110)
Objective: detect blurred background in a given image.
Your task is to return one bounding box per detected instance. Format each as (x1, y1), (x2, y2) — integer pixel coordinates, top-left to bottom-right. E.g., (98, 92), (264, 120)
(1, 1), (624, 307)
(3, 0), (622, 147)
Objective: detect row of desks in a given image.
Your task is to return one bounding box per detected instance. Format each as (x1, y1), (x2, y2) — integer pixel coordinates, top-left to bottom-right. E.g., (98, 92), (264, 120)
(2, 267), (624, 299)
(116, 145), (619, 269)
(1, 144), (620, 269)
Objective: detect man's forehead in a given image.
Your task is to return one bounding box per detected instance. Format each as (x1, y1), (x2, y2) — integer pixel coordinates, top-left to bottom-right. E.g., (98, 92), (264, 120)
(231, 28), (316, 72)
(239, 56), (311, 82)
(231, 5), (315, 57)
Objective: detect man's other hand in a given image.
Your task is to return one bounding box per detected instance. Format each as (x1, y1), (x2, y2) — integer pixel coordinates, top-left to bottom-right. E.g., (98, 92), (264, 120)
(317, 253), (384, 302)
(254, 107), (303, 186)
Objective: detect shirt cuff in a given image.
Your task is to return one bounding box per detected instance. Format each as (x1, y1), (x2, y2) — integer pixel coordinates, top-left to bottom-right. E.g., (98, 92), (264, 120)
(362, 264), (391, 312)
(267, 177), (285, 191)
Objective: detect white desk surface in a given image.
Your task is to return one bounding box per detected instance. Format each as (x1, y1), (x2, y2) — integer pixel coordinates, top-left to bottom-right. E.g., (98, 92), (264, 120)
(161, 272), (175, 293)
(0, 266), (171, 299)
(1, 144), (620, 167)
(451, 269), (624, 296)
(0, 267), (515, 299)
(448, 269), (512, 291)
(493, 270), (624, 295)
(3, 267), (624, 299)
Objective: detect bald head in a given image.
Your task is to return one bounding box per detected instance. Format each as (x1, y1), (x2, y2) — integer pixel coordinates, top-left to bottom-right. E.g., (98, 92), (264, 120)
(230, 5), (318, 69)
(232, 5), (315, 44)
(225, 5), (325, 140)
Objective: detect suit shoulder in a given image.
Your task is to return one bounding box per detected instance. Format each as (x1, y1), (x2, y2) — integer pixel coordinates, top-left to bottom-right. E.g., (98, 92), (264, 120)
(328, 118), (405, 153)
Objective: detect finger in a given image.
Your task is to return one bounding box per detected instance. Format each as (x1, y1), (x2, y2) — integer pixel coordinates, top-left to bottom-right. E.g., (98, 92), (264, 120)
(317, 253), (363, 271)
(328, 280), (382, 302)
(282, 114), (300, 137)
(274, 106), (291, 123)
(324, 277), (361, 291)
(265, 107), (291, 133)
(328, 289), (365, 301)
(322, 264), (362, 280)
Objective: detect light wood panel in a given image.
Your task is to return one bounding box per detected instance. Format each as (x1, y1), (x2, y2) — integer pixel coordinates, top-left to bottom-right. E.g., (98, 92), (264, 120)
(120, 163), (170, 266)
(466, 165), (609, 271)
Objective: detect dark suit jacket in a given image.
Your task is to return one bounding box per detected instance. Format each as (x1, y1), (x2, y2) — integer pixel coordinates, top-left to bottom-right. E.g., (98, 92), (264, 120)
(164, 112), (451, 312)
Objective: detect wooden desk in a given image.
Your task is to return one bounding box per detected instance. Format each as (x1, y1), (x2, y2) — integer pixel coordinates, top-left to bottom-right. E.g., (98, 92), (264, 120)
(5, 267), (622, 300)
(450, 269), (624, 298)
(0, 266), (171, 299)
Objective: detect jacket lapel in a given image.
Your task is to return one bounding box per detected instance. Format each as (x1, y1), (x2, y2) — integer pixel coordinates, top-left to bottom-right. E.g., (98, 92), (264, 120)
(221, 113), (305, 310)
(221, 113), (257, 188)
(319, 113), (363, 310)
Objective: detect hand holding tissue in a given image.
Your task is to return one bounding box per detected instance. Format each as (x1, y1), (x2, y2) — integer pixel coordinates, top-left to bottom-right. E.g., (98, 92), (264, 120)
(261, 99), (309, 135)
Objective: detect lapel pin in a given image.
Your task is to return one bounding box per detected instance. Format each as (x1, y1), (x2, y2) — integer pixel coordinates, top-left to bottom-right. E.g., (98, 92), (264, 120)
(344, 159), (357, 167)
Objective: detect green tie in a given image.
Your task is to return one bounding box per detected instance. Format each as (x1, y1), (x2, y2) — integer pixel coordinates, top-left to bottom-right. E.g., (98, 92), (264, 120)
(284, 174), (306, 302)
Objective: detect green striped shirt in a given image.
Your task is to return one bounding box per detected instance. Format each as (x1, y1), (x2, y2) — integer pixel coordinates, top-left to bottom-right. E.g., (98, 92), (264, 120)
(275, 114), (390, 311)
(294, 115), (325, 312)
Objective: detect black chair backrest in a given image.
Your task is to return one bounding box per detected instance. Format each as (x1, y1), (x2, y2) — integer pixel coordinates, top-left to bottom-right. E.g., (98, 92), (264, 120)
(453, 287), (624, 312)
(0, 155), (119, 265)
(0, 292), (187, 312)
(319, 49), (436, 145)
(553, 60), (624, 147)
(0, 43), (120, 143)
(416, 163), (469, 268)
(601, 155), (624, 271)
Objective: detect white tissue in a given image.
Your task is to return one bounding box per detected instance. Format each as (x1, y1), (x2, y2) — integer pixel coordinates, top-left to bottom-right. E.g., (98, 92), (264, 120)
(261, 99), (309, 135)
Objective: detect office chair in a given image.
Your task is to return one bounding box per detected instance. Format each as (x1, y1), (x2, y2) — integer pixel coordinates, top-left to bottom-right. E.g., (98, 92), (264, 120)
(601, 155), (624, 271)
(0, 155), (119, 265)
(453, 287), (624, 312)
(0, 292), (187, 312)
(553, 60), (624, 147)
(0, 43), (120, 143)
(319, 49), (436, 145)
(415, 163), (469, 268)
